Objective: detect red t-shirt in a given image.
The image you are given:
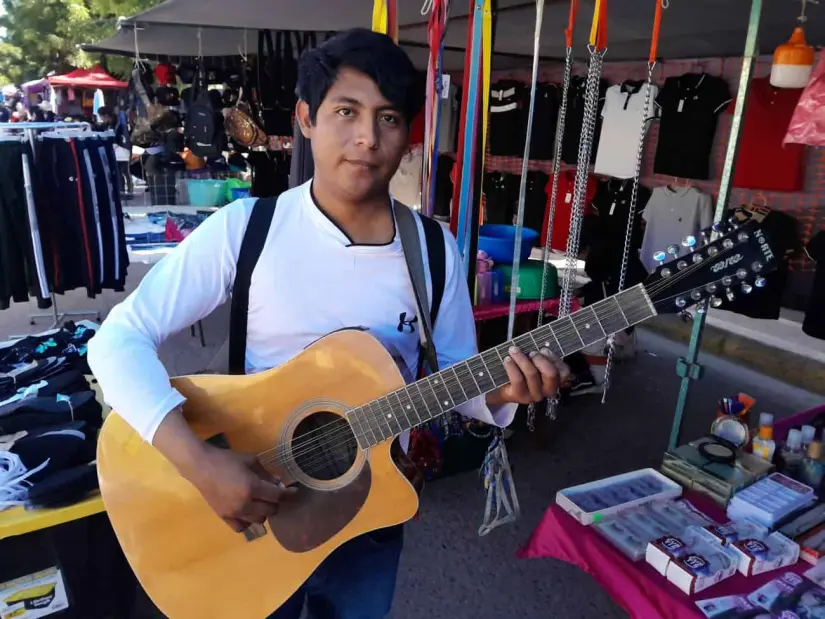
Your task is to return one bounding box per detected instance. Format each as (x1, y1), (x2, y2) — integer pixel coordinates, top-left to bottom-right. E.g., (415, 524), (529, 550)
(728, 78), (805, 192)
(542, 169), (597, 251)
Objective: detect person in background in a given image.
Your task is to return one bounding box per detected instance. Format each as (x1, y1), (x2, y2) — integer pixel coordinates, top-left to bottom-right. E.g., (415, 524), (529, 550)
(96, 106), (115, 131)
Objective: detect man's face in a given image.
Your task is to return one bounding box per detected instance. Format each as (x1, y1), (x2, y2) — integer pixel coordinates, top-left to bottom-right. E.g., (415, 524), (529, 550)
(297, 67), (409, 201)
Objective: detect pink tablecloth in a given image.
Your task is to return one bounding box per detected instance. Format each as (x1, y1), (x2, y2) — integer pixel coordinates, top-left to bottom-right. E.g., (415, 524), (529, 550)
(472, 297), (580, 323)
(518, 404), (825, 619)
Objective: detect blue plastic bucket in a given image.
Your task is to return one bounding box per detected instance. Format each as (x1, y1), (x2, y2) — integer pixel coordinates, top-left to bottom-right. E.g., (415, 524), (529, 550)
(477, 224), (539, 264)
(186, 179), (227, 207)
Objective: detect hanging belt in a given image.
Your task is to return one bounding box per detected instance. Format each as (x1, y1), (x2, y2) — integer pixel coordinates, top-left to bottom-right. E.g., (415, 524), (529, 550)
(372, 0), (398, 42)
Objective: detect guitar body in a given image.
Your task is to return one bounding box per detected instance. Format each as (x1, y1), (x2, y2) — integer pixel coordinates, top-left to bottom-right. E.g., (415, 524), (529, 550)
(97, 330), (419, 619)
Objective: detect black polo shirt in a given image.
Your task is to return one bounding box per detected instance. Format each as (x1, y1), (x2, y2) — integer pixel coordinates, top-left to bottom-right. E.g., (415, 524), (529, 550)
(489, 80), (526, 157)
(803, 231), (825, 340)
(653, 73), (732, 180)
(561, 76), (608, 165)
(526, 82), (560, 161)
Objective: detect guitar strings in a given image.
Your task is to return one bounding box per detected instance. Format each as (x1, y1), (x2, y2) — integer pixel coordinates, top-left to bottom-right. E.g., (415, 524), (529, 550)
(257, 295), (665, 471)
(256, 240), (747, 472)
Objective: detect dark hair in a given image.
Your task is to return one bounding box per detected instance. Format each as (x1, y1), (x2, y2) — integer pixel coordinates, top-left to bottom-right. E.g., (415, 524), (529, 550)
(97, 106), (114, 118)
(297, 28), (421, 126)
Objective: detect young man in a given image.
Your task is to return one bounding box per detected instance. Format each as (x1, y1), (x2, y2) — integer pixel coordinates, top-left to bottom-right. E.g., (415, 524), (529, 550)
(88, 29), (567, 619)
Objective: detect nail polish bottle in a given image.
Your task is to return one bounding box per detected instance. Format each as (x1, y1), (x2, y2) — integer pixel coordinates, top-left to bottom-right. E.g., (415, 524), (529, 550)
(799, 441), (825, 492)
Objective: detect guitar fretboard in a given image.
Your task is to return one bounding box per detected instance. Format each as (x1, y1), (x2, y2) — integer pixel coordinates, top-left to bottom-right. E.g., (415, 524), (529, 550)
(349, 284), (656, 449)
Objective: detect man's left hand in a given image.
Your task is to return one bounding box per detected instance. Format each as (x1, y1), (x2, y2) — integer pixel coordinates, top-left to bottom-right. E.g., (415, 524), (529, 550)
(486, 347), (571, 407)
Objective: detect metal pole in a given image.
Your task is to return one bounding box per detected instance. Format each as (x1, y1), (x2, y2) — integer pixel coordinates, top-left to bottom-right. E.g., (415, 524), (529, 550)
(668, 0), (764, 451)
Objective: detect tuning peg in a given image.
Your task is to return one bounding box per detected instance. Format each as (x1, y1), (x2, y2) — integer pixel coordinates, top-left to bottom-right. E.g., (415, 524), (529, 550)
(666, 244), (680, 256)
(722, 276), (733, 286)
(679, 310), (694, 323)
(736, 268), (748, 280)
(692, 253), (704, 263)
(726, 288), (736, 302)
(711, 297), (724, 308)
(653, 250), (667, 265)
(677, 260), (688, 270)
(675, 297), (687, 309)
(722, 239), (735, 249)
(755, 276), (768, 288)
(690, 290), (702, 301)
(701, 229), (712, 245)
(707, 246), (719, 256)
(711, 222), (726, 233)
(741, 282), (753, 294)
(706, 283), (718, 293)
(682, 235), (697, 250)
(737, 231), (749, 242)
(660, 268), (672, 278)
(697, 305), (708, 314)
(728, 215), (740, 228)
(751, 261), (763, 273)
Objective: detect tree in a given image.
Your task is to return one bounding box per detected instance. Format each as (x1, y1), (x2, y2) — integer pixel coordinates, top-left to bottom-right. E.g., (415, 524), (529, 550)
(0, 0), (163, 85)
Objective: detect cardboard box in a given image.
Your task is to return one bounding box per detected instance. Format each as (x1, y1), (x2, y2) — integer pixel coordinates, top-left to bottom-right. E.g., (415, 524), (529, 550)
(0, 567), (68, 618)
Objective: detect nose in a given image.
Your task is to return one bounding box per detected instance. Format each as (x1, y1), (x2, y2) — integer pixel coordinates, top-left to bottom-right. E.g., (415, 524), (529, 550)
(354, 116), (379, 150)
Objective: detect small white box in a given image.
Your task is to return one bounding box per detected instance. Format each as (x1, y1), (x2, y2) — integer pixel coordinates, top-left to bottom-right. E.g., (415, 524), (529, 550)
(728, 531), (799, 576)
(646, 526), (720, 576)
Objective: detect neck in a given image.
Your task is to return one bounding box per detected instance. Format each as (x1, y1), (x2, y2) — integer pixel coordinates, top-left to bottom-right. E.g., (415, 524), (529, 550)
(311, 178), (390, 230)
(349, 285), (657, 449)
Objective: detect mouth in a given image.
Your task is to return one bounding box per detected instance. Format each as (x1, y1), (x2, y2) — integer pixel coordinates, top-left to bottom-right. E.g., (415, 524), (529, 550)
(346, 159), (379, 169)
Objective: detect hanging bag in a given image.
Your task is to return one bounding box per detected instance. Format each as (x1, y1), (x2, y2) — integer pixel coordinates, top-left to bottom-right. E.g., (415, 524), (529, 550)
(255, 30), (281, 135)
(185, 62), (222, 158)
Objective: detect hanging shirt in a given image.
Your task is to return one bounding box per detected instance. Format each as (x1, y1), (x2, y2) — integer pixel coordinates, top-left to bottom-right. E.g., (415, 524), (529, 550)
(87, 182), (516, 443)
(438, 81), (460, 154)
(803, 231), (825, 340)
(727, 77), (806, 192)
(561, 76), (608, 165)
(489, 80), (526, 157)
(541, 169), (597, 252)
(640, 186), (713, 272)
(525, 82), (560, 161)
(720, 207), (798, 320)
(591, 178), (652, 264)
(653, 73), (732, 180)
(594, 81), (660, 179)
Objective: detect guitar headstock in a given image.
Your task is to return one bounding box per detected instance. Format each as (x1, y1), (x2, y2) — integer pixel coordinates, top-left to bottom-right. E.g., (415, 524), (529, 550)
(643, 218), (778, 315)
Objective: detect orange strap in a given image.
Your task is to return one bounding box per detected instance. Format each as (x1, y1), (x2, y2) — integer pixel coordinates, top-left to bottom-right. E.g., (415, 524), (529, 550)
(564, 0), (580, 49)
(649, 0), (664, 64)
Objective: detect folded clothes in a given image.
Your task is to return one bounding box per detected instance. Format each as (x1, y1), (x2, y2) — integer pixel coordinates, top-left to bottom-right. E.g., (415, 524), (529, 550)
(26, 463), (99, 509)
(0, 391), (102, 434)
(0, 369), (87, 406)
(11, 431), (96, 483)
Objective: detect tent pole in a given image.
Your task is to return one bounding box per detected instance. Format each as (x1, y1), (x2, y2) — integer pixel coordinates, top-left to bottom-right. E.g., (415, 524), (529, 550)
(668, 0), (763, 451)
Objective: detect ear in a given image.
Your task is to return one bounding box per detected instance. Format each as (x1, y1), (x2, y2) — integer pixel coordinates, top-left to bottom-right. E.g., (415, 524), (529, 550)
(295, 101), (313, 139)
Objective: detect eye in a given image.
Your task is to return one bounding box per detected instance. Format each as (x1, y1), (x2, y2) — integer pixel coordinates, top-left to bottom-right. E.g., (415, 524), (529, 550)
(336, 108), (354, 117)
(380, 114), (400, 126)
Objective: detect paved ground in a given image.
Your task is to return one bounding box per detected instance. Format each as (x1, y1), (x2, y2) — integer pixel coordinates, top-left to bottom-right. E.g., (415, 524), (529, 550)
(2, 267), (821, 619)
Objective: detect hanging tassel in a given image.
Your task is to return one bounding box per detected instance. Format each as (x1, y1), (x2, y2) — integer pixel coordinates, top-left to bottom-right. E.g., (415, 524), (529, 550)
(478, 430), (520, 536)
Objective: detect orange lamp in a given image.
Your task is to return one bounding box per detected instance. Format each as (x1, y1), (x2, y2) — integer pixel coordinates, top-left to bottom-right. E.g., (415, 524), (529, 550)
(771, 26), (816, 89)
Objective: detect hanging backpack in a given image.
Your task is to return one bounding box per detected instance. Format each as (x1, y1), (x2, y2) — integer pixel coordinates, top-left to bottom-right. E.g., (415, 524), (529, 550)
(185, 63), (223, 158)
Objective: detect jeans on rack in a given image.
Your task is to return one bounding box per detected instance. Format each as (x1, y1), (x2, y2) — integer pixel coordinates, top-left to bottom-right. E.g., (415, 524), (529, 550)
(268, 526), (404, 619)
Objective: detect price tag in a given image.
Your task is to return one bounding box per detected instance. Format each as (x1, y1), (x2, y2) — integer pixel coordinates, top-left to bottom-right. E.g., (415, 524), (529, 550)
(565, 192), (572, 203)
(440, 74), (451, 100)
(677, 99), (685, 113)
(609, 202), (617, 216)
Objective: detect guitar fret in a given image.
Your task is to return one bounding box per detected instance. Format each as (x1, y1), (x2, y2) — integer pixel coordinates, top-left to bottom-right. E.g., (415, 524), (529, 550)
(597, 296), (631, 334)
(413, 380), (437, 422)
(349, 408), (371, 449)
(364, 402), (389, 441)
(429, 374), (455, 410)
(392, 391), (414, 429)
(571, 308), (605, 347)
(379, 396), (404, 434)
(451, 365), (471, 401)
(587, 305), (608, 337)
(549, 324), (566, 356)
(423, 376), (445, 415)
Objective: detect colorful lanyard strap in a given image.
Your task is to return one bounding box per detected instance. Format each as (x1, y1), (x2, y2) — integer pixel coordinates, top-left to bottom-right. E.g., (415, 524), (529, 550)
(372, 0), (399, 42)
(421, 0), (448, 217)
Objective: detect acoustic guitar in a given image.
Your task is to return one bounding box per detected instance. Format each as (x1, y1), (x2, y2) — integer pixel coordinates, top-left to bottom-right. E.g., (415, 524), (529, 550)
(97, 219), (777, 618)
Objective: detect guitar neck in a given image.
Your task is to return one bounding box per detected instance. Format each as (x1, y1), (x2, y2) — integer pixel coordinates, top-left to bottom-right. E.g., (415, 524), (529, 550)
(350, 284), (657, 449)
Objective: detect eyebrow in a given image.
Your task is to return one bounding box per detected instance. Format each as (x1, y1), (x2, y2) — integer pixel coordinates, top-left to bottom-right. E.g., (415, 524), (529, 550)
(329, 96), (400, 112)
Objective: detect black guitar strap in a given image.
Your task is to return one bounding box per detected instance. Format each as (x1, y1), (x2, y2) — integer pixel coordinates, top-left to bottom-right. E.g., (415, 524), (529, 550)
(227, 198), (446, 378)
(228, 197), (278, 375)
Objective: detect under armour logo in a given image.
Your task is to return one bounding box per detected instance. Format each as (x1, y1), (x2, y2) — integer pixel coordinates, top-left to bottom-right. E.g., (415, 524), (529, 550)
(397, 312), (418, 334)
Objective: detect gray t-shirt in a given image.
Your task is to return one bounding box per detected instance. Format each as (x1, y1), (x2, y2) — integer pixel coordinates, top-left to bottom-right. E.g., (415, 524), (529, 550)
(640, 186), (713, 271)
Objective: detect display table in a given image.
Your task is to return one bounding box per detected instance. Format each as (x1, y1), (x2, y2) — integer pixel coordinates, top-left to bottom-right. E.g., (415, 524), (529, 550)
(0, 495), (105, 541)
(519, 404), (825, 619)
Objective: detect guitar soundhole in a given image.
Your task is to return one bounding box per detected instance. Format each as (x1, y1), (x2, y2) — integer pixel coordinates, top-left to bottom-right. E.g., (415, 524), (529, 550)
(291, 411), (358, 482)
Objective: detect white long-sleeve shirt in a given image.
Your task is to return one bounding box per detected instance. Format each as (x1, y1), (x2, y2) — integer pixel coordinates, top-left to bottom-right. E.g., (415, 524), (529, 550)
(88, 181), (516, 444)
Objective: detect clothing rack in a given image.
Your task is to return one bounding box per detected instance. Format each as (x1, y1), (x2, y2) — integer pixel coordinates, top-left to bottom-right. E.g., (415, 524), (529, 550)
(2, 122), (104, 331)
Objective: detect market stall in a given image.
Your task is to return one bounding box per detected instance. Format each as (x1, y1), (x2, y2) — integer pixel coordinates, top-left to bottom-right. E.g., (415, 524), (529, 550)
(45, 66), (127, 118)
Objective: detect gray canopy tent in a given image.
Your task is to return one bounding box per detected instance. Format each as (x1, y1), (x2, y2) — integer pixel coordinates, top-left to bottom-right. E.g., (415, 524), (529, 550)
(82, 0), (823, 68)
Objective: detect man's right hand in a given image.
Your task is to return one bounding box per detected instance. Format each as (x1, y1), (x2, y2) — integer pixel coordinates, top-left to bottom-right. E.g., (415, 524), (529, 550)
(187, 445), (296, 532)
(152, 407), (296, 532)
